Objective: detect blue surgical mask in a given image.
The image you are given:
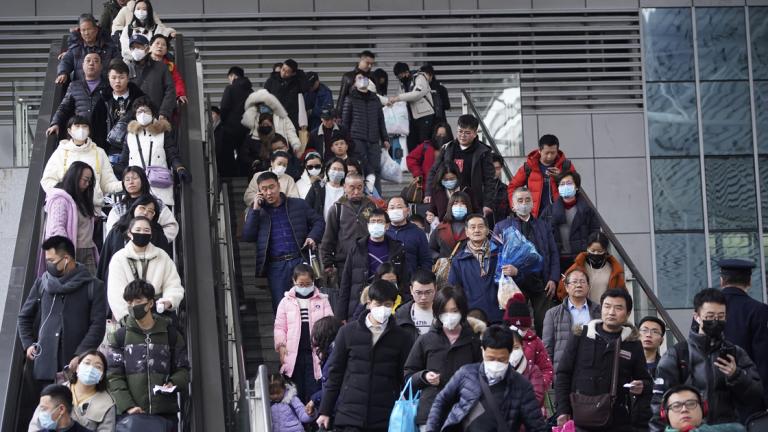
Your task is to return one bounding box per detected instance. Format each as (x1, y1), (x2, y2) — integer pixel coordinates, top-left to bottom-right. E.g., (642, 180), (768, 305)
(77, 364), (103, 386)
(38, 406), (61, 430)
(368, 222), (386, 238)
(451, 205), (467, 220)
(558, 183), (576, 199)
(441, 179), (457, 190)
(294, 285), (315, 296)
(328, 170), (345, 184)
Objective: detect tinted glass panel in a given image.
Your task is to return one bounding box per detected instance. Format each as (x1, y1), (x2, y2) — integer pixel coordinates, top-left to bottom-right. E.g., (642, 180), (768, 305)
(696, 7), (748, 81)
(656, 233), (708, 308)
(756, 82), (768, 154)
(647, 83), (699, 156)
(651, 158), (704, 231)
(760, 156), (768, 230)
(710, 232), (763, 301)
(750, 7), (768, 80)
(705, 156), (758, 231)
(642, 8), (695, 82)
(700, 81), (753, 155)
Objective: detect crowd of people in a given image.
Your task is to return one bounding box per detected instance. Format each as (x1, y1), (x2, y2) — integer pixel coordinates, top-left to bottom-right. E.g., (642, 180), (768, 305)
(10, 4), (768, 431)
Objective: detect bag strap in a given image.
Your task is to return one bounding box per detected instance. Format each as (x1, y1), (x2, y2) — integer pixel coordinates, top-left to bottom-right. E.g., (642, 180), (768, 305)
(478, 371), (507, 431)
(449, 240), (463, 259)
(609, 338), (621, 399)
(135, 134), (153, 169)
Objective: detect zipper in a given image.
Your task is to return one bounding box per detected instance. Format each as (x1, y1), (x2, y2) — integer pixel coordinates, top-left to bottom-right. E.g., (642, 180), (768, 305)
(145, 332), (153, 414)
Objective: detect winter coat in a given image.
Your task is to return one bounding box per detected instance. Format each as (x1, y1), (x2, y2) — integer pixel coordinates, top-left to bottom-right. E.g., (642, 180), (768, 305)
(492, 178), (510, 222)
(428, 186), (467, 222)
(110, 0), (167, 35)
(554, 320), (652, 431)
(406, 140), (436, 179)
(274, 288), (334, 378)
(663, 424), (746, 432)
(107, 241), (185, 321)
(448, 241), (504, 323)
(103, 196), (178, 243)
(403, 322), (483, 425)
(556, 252), (626, 301)
(220, 76), (253, 132)
(30, 381), (115, 432)
(100, 0), (123, 37)
(305, 82), (334, 131)
(97, 219), (172, 282)
(127, 58), (177, 119)
(91, 82), (145, 155)
(40, 189), (99, 276)
(309, 123), (348, 160)
(107, 315), (189, 415)
(387, 222), (433, 275)
(270, 383), (314, 432)
(507, 149), (577, 218)
(336, 67), (369, 113)
(162, 57), (186, 98)
(520, 328), (554, 389)
(121, 118), (182, 205)
(427, 138), (496, 211)
(494, 215), (560, 286)
(542, 298), (601, 373)
(338, 235), (407, 320)
(519, 360), (546, 407)
(243, 170), (300, 205)
(242, 89), (303, 154)
(264, 70), (308, 129)
(119, 23), (175, 63)
(303, 180), (329, 217)
(341, 88), (388, 143)
(649, 331), (764, 432)
(40, 138), (123, 207)
(426, 363), (548, 432)
(722, 286), (768, 401)
(394, 300), (419, 340)
(397, 72), (435, 119)
(241, 194), (326, 276)
(17, 265), (106, 381)
(429, 222), (467, 260)
(57, 33), (120, 82)
(540, 197), (600, 257)
(318, 311), (414, 429)
(320, 196), (378, 268)
(50, 78), (108, 130)
(295, 170), (318, 199)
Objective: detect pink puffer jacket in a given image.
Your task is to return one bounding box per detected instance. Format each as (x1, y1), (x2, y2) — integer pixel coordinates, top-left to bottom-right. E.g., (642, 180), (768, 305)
(522, 328), (554, 389)
(274, 288), (334, 378)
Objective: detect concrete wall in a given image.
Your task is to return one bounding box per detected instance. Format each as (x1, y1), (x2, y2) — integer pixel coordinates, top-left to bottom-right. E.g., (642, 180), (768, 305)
(0, 168), (29, 329)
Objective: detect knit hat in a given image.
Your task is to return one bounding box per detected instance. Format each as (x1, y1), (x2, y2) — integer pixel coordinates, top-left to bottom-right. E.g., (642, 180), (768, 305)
(503, 293), (531, 328)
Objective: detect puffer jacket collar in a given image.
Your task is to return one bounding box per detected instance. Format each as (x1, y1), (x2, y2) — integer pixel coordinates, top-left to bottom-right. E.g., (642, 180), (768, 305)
(127, 118), (172, 135)
(574, 319), (638, 342)
(242, 88), (290, 130)
(58, 138), (99, 152)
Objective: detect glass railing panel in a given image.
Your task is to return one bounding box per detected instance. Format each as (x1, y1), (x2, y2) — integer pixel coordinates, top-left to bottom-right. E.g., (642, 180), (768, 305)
(12, 86), (41, 167)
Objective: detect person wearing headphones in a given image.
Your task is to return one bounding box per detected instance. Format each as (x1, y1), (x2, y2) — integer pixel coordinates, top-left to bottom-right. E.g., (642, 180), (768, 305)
(659, 385), (745, 431)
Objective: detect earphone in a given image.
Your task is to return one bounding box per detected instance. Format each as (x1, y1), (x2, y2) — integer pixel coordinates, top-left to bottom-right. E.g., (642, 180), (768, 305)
(660, 385), (708, 423)
(31, 295), (58, 359)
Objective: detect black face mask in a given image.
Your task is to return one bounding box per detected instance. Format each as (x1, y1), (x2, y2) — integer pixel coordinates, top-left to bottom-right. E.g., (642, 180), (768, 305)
(128, 302), (150, 320)
(46, 258), (67, 278)
(131, 233), (151, 247)
(586, 253), (607, 269)
(257, 126), (273, 135)
(433, 135), (448, 146)
(701, 319), (726, 339)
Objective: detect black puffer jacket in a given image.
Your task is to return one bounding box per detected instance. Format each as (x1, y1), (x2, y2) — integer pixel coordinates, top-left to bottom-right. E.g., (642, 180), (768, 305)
(336, 67), (370, 113)
(404, 321), (483, 425)
(91, 82), (145, 155)
(341, 88), (388, 143)
(57, 34), (120, 81)
(318, 311), (414, 429)
(51, 79), (108, 129)
(427, 138), (496, 211)
(540, 196), (600, 257)
(264, 70), (307, 129)
(220, 76), (253, 131)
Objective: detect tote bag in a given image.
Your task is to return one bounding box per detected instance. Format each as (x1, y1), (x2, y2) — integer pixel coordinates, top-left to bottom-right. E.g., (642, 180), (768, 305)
(388, 377), (420, 432)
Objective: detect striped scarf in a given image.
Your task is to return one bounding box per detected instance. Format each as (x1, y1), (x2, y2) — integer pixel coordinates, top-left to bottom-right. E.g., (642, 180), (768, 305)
(466, 239), (490, 277)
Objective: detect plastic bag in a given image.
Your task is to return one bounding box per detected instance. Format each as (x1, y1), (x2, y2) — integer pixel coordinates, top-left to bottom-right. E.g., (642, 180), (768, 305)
(380, 149), (403, 183)
(498, 275), (522, 309)
(551, 420), (576, 432)
(388, 377), (420, 432)
(494, 226), (543, 283)
(383, 101), (410, 136)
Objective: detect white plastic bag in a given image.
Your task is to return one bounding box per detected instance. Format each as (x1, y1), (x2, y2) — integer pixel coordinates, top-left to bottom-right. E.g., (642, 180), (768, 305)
(498, 275), (522, 309)
(380, 149), (403, 183)
(383, 101), (410, 136)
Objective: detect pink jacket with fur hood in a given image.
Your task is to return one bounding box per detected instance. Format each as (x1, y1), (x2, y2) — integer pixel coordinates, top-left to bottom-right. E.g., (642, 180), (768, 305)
(274, 288), (334, 379)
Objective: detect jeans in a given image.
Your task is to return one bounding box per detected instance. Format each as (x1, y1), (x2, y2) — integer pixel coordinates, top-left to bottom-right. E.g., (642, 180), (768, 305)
(266, 256), (304, 312)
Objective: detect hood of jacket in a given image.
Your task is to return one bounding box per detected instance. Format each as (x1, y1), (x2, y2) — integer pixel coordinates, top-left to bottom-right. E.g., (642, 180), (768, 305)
(574, 319), (638, 342)
(127, 117), (172, 135)
(242, 89), (290, 130)
(123, 241), (164, 260)
(58, 138), (100, 153)
(525, 148), (568, 171)
(394, 300), (415, 326)
(279, 382), (298, 404)
(42, 263), (93, 295)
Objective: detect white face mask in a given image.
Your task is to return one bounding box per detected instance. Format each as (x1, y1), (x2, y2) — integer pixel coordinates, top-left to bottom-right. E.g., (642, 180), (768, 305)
(368, 222), (386, 239)
(439, 312), (462, 330)
(514, 203), (532, 217)
(134, 9), (148, 21)
(131, 48), (147, 62)
(307, 167), (321, 177)
(510, 348), (524, 368)
(369, 305), (391, 324)
(355, 77), (369, 90)
(483, 360), (509, 384)
(294, 285), (315, 296)
(387, 209), (405, 223)
(272, 165), (287, 176)
(136, 112), (153, 126)
(70, 127), (89, 142)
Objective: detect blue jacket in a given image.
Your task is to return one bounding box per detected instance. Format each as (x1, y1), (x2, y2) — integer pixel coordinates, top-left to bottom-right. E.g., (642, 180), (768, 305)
(448, 241), (503, 323)
(386, 222), (433, 275)
(426, 363), (547, 432)
(722, 286), (768, 401)
(241, 194), (326, 275)
(493, 215), (560, 284)
(305, 83), (334, 131)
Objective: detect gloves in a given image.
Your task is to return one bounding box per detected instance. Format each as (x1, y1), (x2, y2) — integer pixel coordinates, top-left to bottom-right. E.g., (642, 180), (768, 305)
(177, 167), (192, 184)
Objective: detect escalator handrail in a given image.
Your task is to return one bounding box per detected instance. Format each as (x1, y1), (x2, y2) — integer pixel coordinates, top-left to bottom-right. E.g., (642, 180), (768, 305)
(460, 89), (685, 343)
(0, 37), (69, 431)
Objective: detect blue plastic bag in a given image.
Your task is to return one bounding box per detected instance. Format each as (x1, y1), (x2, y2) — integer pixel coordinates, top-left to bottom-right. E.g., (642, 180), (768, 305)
(494, 225), (543, 282)
(388, 377), (420, 432)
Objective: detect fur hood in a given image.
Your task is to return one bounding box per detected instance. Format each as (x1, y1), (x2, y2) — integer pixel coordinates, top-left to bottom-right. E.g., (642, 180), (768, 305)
(573, 319), (638, 342)
(280, 382), (298, 404)
(466, 316), (487, 335)
(242, 89), (290, 130)
(127, 118), (172, 135)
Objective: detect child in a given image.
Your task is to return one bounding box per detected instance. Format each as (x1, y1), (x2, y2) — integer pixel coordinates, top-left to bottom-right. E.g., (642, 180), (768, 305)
(269, 373), (316, 432)
(504, 293), (554, 389)
(274, 264), (334, 403)
(510, 326), (546, 408)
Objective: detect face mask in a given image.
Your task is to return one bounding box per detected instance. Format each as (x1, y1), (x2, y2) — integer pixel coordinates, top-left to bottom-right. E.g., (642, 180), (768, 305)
(38, 406), (61, 430)
(46, 258), (67, 278)
(272, 165), (287, 176)
(328, 170), (345, 183)
(368, 222), (386, 238)
(77, 364), (103, 386)
(134, 9), (148, 21)
(257, 125), (273, 135)
(131, 232), (151, 247)
(586, 253), (607, 269)
(439, 312), (461, 330)
(451, 205), (467, 220)
(70, 127), (89, 142)
(433, 135), (449, 146)
(355, 77), (369, 89)
(128, 302), (150, 320)
(136, 112), (153, 126)
(510, 348), (525, 368)
(483, 360), (509, 384)
(558, 184), (577, 199)
(388, 209), (405, 223)
(370, 305), (391, 324)
(131, 48), (147, 62)
(441, 179), (457, 190)
(701, 319), (726, 339)
(514, 203), (532, 217)
(308, 168), (321, 177)
(294, 285), (315, 296)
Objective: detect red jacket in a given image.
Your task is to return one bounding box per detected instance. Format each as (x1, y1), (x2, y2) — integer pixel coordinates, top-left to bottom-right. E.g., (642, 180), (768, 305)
(507, 149), (576, 217)
(522, 328), (553, 390)
(405, 140), (435, 179)
(163, 57), (186, 98)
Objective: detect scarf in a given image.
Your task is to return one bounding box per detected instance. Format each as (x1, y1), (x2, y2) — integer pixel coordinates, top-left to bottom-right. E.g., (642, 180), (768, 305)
(513, 353), (528, 374)
(563, 197), (578, 210)
(466, 239), (490, 277)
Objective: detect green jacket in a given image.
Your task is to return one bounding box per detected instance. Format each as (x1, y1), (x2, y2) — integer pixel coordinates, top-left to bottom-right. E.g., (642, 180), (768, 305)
(664, 423), (746, 432)
(107, 315), (189, 415)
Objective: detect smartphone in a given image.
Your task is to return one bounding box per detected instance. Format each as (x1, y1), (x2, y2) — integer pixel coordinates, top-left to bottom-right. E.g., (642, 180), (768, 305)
(718, 345), (735, 362)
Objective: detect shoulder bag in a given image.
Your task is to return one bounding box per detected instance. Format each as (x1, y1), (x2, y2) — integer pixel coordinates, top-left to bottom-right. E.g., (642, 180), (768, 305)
(569, 337), (621, 428)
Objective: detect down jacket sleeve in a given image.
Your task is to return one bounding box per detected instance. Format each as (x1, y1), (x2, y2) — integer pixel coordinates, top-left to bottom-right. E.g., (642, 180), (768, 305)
(425, 364), (465, 431)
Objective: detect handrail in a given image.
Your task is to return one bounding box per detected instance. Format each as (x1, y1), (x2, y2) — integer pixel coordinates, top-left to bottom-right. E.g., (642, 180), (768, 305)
(252, 364), (273, 431)
(461, 89), (685, 343)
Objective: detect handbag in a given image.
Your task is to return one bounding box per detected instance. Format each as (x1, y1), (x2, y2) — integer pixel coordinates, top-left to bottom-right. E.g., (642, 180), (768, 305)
(136, 135), (174, 188)
(433, 241), (462, 288)
(388, 377), (420, 432)
(401, 176), (424, 204)
(569, 338), (621, 428)
(116, 413), (174, 432)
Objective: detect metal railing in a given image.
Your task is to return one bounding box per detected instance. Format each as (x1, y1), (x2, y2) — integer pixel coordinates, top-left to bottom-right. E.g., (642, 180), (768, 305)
(13, 94), (40, 167)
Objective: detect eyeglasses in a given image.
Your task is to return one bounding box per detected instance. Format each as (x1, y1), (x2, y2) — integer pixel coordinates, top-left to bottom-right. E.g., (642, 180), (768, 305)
(639, 328), (663, 336)
(457, 129), (476, 136)
(667, 399), (699, 413)
(413, 290), (435, 298)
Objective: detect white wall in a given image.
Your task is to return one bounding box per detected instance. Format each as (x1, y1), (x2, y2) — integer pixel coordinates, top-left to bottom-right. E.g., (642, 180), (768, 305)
(0, 168), (29, 328)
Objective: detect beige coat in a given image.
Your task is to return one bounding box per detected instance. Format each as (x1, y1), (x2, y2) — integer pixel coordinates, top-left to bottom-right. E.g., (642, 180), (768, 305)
(244, 170), (300, 207)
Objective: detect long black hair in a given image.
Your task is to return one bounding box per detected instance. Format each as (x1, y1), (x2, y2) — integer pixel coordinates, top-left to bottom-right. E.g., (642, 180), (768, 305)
(122, 166), (151, 196)
(311, 316), (343, 363)
(114, 194), (161, 235)
(56, 161), (95, 217)
(431, 160), (461, 193)
(130, 0), (157, 30)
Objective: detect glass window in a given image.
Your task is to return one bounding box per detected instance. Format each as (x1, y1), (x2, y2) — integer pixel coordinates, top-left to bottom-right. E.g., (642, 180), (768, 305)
(705, 156), (758, 231)
(750, 7), (768, 80)
(651, 158), (704, 231)
(710, 232), (763, 301)
(655, 233), (708, 308)
(760, 156), (768, 229)
(700, 81), (753, 155)
(696, 7), (748, 81)
(642, 8), (695, 82)
(756, 82), (768, 154)
(646, 82), (699, 156)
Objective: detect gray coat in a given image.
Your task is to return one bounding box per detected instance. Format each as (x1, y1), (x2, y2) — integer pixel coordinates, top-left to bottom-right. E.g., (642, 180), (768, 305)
(542, 298), (600, 373)
(128, 58), (176, 119)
